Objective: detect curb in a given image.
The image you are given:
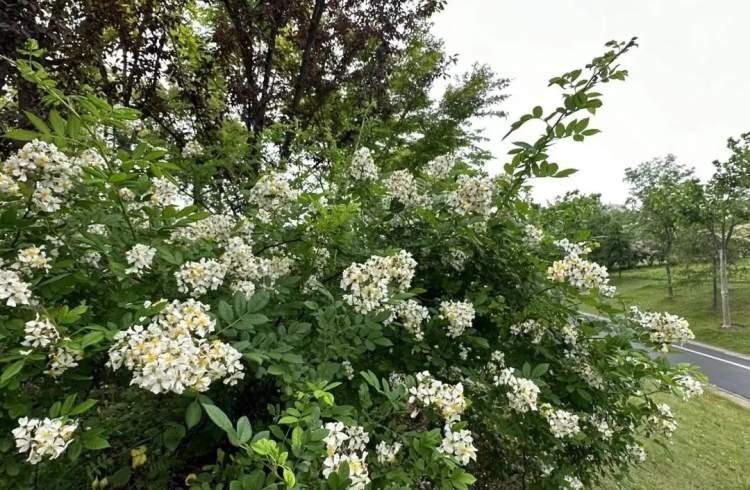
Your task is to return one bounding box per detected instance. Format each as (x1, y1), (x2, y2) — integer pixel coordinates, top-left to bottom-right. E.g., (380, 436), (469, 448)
(685, 340), (750, 363)
(709, 385), (750, 409)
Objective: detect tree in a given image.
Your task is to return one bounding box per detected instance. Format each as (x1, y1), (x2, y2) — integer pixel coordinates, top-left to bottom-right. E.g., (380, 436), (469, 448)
(540, 191), (636, 271)
(682, 134), (750, 328)
(625, 155), (694, 297)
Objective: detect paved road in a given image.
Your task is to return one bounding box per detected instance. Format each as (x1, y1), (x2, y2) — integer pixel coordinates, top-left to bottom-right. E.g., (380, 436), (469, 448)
(669, 342), (750, 400)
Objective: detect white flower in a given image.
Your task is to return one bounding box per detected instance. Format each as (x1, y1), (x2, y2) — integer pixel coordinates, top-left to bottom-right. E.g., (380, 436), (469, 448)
(248, 172), (300, 211)
(0, 268), (33, 307)
(175, 258), (227, 297)
(87, 224), (108, 236)
(494, 368), (540, 413)
(125, 244), (157, 277)
(15, 245), (51, 273)
(350, 147), (378, 181)
(342, 360), (355, 380)
(230, 280), (256, 298)
(150, 177), (180, 207)
(424, 155), (455, 179)
(45, 344), (81, 378)
(547, 240), (614, 296)
(510, 319), (545, 344)
(322, 452), (370, 489)
(630, 307), (694, 351)
(375, 441), (402, 464)
(524, 224), (544, 245)
(384, 170), (426, 208)
(107, 299), (244, 394)
(13, 416), (78, 464)
(392, 300), (429, 340)
(439, 300), (475, 338)
(438, 427), (477, 466)
(447, 175), (495, 217)
(541, 404), (580, 439)
(408, 371), (467, 422)
(341, 250), (417, 314)
(443, 248), (468, 271)
(675, 374), (703, 400)
(80, 250), (102, 268)
(22, 315), (60, 349)
(170, 214), (238, 244)
(627, 443), (647, 463)
(182, 141), (204, 158)
(648, 403), (677, 437)
(563, 475), (584, 489)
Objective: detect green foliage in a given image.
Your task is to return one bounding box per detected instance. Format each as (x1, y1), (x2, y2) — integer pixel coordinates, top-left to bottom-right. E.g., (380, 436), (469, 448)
(0, 40), (704, 490)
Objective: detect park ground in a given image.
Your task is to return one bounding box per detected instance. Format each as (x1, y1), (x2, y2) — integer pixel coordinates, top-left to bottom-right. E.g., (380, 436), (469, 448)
(610, 263), (750, 355)
(603, 389), (750, 489)
(601, 264), (750, 488)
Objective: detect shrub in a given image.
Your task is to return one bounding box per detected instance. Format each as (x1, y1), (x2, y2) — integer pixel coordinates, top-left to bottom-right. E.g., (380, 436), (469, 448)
(0, 39), (702, 489)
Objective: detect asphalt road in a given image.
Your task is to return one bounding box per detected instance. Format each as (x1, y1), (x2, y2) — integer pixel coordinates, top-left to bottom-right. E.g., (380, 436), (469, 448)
(669, 342), (750, 400)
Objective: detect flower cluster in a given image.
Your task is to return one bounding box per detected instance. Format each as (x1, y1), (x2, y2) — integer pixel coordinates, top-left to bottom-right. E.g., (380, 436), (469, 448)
(563, 475), (584, 489)
(0, 267), (33, 307)
(1, 140), (93, 212)
(220, 237), (293, 289)
(629, 307), (694, 351)
(384, 170), (426, 208)
(447, 175), (495, 217)
(408, 371), (467, 422)
(438, 300), (475, 338)
(524, 224), (544, 245)
(350, 147), (378, 181)
(494, 368), (540, 413)
(438, 427), (477, 466)
(182, 140), (204, 158)
(675, 374), (704, 400)
(170, 214), (238, 244)
(175, 258), (227, 297)
(648, 403), (678, 437)
(14, 245), (51, 273)
(510, 319), (545, 344)
(107, 299), (244, 394)
(547, 240), (614, 296)
(424, 154), (455, 179)
(322, 422), (370, 489)
(392, 299), (430, 340)
(541, 404), (580, 439)
(125, 244), (157, 277)
(443, 248), (468, 271)
(150, 177), (180, 208)
(13, 416), (78, 464)
(248, 172), (300, 211)
(340, 250), (417, 314)
(22, 315), (60, 349)
(627, 443), (647, 463)
(375, 441), (402, 464)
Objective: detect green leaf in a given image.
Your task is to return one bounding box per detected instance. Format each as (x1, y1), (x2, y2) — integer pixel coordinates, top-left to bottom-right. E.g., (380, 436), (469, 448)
(218, 301), (234, 323)
(81, 432), (110, 450)
(110, 467), (131, 487)
(532, 105), (543, 118)
(1, 359), (25, 384)
(246, 290), (270, 312)
(49, 109), (66, 136)
(185, 401), (202, 429)
(5, 129), (40, 141)
(69, 399), (97, 416)
(163, 425), (186, 452)
(236, 416), (252, 443)
(24, 111), (51, 134)
(283, 467), (296, 488)
(81, 331), (104, 348)
(61, 394), (77, 415)
(291, 426), (304, 448)
(201, 401), (234, 435)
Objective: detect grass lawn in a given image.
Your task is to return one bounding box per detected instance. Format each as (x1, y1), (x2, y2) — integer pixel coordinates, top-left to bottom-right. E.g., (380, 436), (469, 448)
(610, 265), (750, 355)
(603, 389), (750, 489)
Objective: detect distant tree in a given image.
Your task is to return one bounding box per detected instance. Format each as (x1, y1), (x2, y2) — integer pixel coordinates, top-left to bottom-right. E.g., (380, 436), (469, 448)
(541, 191), (636, 271)
(625, 155), (695, 297)
(682, 134), (750, 328)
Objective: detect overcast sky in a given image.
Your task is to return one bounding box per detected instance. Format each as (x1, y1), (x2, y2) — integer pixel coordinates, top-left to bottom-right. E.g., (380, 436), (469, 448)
(432, 0), (750, 204)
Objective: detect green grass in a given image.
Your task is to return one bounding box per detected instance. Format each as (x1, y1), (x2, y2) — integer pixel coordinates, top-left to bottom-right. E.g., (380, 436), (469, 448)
(603, 389), (750, 489)
(610, 265), (750, 355)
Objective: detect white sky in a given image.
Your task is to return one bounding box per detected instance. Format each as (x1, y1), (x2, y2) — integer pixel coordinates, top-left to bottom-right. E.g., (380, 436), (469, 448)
(432, 0), (750, 204)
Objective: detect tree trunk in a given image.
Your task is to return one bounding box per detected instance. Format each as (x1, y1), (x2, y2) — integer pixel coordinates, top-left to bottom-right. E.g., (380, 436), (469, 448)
(712, 253), (718, 311)
(718, 246), (731, 328)
(665, 260), (674, 298)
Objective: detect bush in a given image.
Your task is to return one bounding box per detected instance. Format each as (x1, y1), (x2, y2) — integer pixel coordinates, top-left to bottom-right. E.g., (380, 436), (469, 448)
(0, 39), (703, 489)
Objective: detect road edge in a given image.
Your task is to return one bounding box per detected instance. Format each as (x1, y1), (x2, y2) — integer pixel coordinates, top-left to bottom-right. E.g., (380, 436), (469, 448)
(686, 340), (750, 363)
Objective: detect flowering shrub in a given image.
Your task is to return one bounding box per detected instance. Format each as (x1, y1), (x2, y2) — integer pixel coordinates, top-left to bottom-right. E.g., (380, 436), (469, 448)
(0, 39), (704, 489)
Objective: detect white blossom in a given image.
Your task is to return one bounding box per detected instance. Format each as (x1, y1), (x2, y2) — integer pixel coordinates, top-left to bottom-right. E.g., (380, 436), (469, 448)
(424, 155), (455, 179)
(494, 368), (540, 413)
(107, 299), (244, 394)
(0, 268), (33, 307)
(15, 245), (51, 273)
(350, 147), (378, 181)
(438, 427), (477, 466)
(175, 258), (227, 297)
(125, 244), (157, 277)
(630, 307), (694, 351)
(408, 371), (467, 422)
(341, 250), (417, 314)
(510, 319), (545, 344)
(541, 404), (580, 439)
(150, 177), (180, 208)
(675, 374), (704, 400)
(384, 170), (426, 208)
(439, 300), (475, 338)
(392, 300), (429, 340)
(13, 416), (78, 464)
(548, 240), (614, 296)
(248, 172), (300, 211)
(375, 441), (402, 464)
(182, 141), (204, 158)
(447, 175), (495, 217)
